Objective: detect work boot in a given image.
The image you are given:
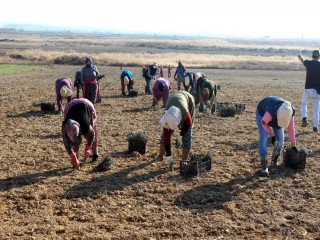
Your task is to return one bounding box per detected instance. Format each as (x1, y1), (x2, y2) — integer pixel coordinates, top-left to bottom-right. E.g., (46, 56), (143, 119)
(301, 117), (308, 127)
(91, 154), (98, 163)
(313, 127), (318, 133)
(260, 156), (269, 176)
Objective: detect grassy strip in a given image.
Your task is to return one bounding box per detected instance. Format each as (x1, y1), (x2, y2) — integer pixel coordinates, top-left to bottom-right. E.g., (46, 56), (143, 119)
(0, 64), (36, 75)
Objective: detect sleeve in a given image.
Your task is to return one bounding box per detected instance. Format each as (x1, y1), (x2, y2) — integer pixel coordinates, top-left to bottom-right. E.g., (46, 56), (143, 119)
(84, 125), (95, 147)
(62, 126), (73, 155)
(287, 116), (296, 147)
(180, 112), (192, 136)
(81, 68), (85, 85)
(261, 111), (273, 136)
(163, 128), (173, 156)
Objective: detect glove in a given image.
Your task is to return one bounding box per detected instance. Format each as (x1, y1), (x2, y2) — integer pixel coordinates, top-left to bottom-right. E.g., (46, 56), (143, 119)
(70, 152), (79, 167)
(166, 156), (173, 165)
(84, 145), (92, 158)
(291, 146), (298, 152)
(271, 136), (276, 146)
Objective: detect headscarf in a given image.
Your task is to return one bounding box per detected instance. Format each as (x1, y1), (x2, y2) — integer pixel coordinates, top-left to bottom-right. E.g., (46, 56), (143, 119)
(277, 101), (293, 128)
(65, 119), (80, 143)
(159, 106), (182, 130)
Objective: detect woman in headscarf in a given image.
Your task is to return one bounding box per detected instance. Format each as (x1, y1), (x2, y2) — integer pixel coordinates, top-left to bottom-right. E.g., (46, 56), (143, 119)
(256, 96), (297, 175)
(62, 98), (98, 168)
(81, 57), (100, 104)
(152, 77), (170, 108)
(55, 77), (73, 113)
(154, 91), (195, 170)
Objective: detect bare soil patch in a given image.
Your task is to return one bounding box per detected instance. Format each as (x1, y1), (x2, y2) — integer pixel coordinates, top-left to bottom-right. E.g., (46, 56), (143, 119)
(1, 65), (319, 239)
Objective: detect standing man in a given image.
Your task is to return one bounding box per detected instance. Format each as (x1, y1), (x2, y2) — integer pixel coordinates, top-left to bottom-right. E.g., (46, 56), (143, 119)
(174, 60), (186, 90)
(143, 62), (158, 94)
(120, 70), (134, 96)
(298, 50), (320, 132)
(81, 57), (100, 104)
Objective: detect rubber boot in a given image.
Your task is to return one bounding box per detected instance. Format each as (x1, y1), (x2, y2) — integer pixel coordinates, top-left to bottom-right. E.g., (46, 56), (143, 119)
(271, 142), (280, 167)
(260, 156), (269, 176)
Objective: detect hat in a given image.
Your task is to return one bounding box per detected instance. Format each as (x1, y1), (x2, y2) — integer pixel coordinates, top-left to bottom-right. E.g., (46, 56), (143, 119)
(152, 62), (158, 68)
(124, 76), (129, 85)
(159, 106), (182, 130)
(65, 119), (80, 143)
(60, 86), (72, 98)
(277, 101), (293, 128)
(312, 50), (319, 57)
(158, 82), (165, 92)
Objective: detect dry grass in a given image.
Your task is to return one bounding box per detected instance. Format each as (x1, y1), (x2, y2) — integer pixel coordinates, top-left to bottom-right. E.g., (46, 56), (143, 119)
(0, 30), (318, 70)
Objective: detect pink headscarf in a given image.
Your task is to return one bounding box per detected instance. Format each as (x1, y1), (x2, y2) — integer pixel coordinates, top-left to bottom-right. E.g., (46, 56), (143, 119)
(65, 119), (80, 143)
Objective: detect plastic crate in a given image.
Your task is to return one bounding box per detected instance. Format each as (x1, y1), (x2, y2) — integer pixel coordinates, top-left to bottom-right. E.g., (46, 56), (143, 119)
(283, 147), (306, 170)
(217, 102), (236, 117)
(180, 153), (212, 177)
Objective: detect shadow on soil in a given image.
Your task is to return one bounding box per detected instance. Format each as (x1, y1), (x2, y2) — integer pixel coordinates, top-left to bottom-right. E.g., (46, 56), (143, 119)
(65, 161), (164, 199)
(175, 167), (299, 211)
(0, 168), (71, 191)
(6, 110), (57, 118)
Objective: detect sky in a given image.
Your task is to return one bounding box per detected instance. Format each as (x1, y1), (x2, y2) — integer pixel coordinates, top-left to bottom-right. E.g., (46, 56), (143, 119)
(1, 0), (320, 39)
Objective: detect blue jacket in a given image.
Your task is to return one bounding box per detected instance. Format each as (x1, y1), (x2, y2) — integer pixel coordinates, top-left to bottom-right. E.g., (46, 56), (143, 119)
(120, 70), (133, 80)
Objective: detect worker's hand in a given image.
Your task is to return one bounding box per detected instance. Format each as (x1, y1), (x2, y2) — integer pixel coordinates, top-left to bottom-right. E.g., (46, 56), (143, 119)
(70, 152), (79, 167)
(84, 145), (92, 158)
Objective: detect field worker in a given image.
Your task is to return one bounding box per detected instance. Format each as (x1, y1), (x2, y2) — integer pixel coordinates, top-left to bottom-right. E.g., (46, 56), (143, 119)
(174, 60), (186, 90)
(142, 62), (158, 94)
(74, 70), (82, 99)
(199, 78), (219, 114)
(55, 78), (73, 114)
(154, 91), (195, 170)
(193, 74), (208, 104)
(298, 50), (320, 132)
(120, 70), (134, 96)
(81, 57), (100, 104)
(167, 65), (172, 78)
(183, 72), (194, 93)
(152, 77), (170, 107)
(159, 65), (164, 77)
(62, 98), (98, 168)
(256, 96), (297, 175)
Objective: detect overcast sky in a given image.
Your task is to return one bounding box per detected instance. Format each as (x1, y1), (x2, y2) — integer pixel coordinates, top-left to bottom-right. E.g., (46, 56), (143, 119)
(1, 0), (319, 38)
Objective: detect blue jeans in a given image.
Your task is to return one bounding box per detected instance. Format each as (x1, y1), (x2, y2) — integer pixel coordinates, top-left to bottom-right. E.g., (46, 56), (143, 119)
(256, 111), (284, 157)
(145, 78), (151, 94)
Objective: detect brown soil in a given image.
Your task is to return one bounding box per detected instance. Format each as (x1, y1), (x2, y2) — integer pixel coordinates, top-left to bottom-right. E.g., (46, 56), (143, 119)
(1, 65), (319, 240)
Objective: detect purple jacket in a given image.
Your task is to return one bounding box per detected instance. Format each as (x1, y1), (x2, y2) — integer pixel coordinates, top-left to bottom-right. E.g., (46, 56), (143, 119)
(56, 78), (72, 111)
(152, 78), (170, 106)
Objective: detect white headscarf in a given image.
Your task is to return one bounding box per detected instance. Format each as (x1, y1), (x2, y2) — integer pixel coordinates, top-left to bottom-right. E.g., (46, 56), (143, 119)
(277, 101), (293, 128)
(159, 106), (182, 130)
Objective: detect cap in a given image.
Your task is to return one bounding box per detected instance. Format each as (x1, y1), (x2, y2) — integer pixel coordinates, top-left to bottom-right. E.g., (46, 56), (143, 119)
(312, 50), (319, 57)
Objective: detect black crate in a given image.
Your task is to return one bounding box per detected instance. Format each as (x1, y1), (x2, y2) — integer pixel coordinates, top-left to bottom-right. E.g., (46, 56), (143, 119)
(217, 102), (236, 117)
(40, 102), (55, 112)
(129, 90), (138, 97)
(180, 153), (212, 177)
(283, 147), (306, 170)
